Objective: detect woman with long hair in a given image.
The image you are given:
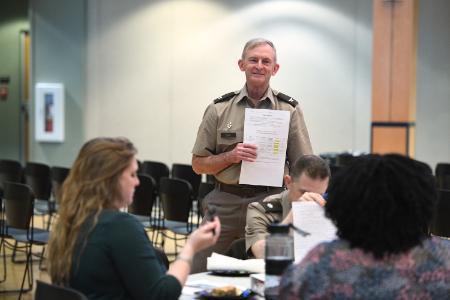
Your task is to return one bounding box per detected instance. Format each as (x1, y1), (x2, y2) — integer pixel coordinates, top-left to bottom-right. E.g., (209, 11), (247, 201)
(48, 137), (220, 299)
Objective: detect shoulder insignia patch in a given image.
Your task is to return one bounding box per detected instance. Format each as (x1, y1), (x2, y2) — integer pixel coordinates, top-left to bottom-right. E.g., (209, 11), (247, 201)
(214, 91), (239, 104)
(276, 92), (298, 107)
(261, 201), (283, 213)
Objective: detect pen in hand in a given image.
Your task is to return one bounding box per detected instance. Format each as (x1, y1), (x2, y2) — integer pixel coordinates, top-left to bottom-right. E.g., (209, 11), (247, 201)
(206, 207), (217, 236)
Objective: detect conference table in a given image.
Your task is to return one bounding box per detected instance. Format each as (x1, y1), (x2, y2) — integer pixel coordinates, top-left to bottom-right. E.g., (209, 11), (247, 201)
(180, 272), (262, 299)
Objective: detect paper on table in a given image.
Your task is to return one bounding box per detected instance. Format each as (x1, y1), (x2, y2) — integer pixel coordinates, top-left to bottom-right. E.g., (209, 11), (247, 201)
(207, 252), (265, 273)
(239, 108), (290, 187)
(292, 201), (337, 263)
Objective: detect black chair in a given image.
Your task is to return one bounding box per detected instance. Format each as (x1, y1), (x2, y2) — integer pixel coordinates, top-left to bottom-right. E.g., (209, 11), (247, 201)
(430, 189), (450, 238)
(140, 161), (170, 192)
(35, 280), (88, 300)
(0, 159), (22, 283)
(435, 163), (450, 190)
(1, 182), (50, 298)
(50, 166), (70, 206)
(128, 174), (160, 246)
(139, 161), (170, 235)
(24, 162), (53, 228)
(0, 159), (23, 196)
(225, 238), (248, 260)
(159, 177), (194, 259)
(171, 163), (201, 199)
(171, 163), (201, 227)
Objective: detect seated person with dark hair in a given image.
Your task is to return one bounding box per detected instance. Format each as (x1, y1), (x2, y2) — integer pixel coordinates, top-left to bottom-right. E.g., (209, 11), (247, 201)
(280, 154), (450, 299)
(245, 155), (330, 258)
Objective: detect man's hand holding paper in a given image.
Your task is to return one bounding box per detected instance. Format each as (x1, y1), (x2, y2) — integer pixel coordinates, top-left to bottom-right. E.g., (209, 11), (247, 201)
(239, 108), (290, 187)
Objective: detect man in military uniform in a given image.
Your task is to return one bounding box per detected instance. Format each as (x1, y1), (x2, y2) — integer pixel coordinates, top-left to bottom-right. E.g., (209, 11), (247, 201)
(191, 38), (313, 272)
(246, 155), (330, 258)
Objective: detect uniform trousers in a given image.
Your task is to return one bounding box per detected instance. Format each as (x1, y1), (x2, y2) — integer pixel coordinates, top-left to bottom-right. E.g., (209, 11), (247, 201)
(191, 186), (283, 273)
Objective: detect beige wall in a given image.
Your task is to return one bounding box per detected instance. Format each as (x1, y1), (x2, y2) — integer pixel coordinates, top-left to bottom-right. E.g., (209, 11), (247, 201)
(415, 0), (450, 169)
(85, 0), (373, 165)
(28, 0), (449, 170)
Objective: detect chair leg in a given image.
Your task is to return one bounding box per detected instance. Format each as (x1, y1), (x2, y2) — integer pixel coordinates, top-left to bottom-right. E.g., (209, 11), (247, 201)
(11, 240), (17, 262)
(39, 246), (47, 271)
(152, 228), (163, 248)
(18, 243), (33, 300)
(46, 212), (54, 230)
(174, 234), (179, 257)
(12, 241), (31, 264)
(159, 229), (165, 249)
(0, 239), (7, 283)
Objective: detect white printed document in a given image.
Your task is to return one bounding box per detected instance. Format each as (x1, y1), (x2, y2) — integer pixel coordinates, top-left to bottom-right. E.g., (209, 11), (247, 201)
(292, 201), (337, 262)
(239, 108), (290, 187)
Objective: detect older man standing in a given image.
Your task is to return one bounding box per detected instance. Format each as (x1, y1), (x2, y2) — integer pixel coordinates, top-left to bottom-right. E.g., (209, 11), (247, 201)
(191, 38), (313, 272)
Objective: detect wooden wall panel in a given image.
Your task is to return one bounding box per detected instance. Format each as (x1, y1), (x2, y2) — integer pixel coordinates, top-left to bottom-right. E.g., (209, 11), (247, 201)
(372, 127), (407, 154)
(391, 0), (417, 121)
(371, 0), (392, 121)
(371, 0), (417, 156)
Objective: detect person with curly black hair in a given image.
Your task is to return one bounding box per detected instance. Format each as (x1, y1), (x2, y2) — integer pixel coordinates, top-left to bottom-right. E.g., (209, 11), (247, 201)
(280, 154), (450, 299)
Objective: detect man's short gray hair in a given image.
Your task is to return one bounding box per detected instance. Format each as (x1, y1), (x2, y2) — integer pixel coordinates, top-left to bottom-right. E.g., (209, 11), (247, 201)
(241, 38), (277, 62)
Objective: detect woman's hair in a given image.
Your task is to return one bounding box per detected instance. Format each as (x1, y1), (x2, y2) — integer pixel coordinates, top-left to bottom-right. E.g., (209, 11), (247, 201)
(325, 154), (436, 259)
(48, 137), (137, 283)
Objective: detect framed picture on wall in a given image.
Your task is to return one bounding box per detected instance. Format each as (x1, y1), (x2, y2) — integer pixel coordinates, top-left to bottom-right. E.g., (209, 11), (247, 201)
(35, 83), (65, 142)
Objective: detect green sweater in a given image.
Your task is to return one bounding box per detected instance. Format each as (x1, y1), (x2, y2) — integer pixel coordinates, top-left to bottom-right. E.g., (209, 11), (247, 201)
(70, 210), (182, 300)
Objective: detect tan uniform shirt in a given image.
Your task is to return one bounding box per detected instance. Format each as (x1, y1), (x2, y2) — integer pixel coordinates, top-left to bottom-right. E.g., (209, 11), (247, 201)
(245, 190), (292, 253)
(192, 86), (313, 184)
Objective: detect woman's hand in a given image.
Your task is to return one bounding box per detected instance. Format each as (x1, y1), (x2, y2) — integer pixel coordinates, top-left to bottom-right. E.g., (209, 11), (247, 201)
(186, 216), (221, 253)
(167, 217), (221, 285)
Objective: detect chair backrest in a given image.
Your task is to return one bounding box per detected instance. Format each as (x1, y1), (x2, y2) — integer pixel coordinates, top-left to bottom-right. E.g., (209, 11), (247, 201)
(140, 161), (170, 191)
(4, 182), (33, 230)
(171, 163), (201, 199)
(50, 166), (70, 203)
(159, 177), (192, 223)
(35, 280), (88, 300)
(0, 159), (23, 191)
(128, 174), (156, 216)
(435, 163), (450, 190)
(24, 162), (51, 201)
(225, 238), (248, 260)
(430, 189), (450, 238)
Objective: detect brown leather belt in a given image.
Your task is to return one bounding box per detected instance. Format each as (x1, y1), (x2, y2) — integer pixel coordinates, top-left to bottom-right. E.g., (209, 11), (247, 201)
(217, 182), (283, 198)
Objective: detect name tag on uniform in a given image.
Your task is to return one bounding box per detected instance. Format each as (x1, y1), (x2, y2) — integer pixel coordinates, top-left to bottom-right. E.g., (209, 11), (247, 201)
(221, 132), (236, 139)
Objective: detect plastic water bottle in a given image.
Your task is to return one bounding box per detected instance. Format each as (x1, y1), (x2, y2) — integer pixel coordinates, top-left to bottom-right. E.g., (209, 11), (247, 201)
(264, 223), (294, 300)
